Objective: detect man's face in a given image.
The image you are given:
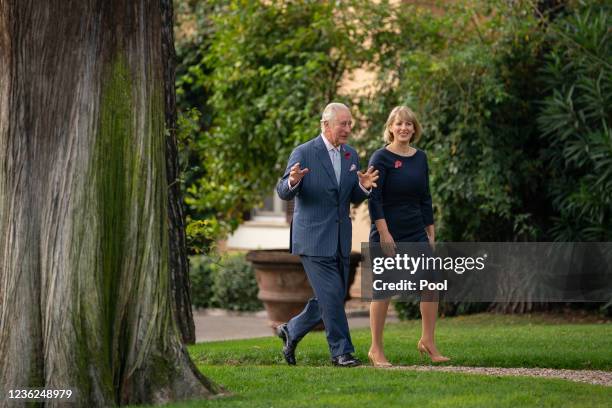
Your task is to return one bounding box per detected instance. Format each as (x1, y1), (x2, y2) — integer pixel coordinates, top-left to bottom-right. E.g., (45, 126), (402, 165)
(324, 109), (353, 147)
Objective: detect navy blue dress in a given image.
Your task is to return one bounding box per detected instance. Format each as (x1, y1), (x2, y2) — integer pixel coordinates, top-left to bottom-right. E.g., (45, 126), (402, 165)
(367, 147), (437, 300)
(368, 147), (434, 243)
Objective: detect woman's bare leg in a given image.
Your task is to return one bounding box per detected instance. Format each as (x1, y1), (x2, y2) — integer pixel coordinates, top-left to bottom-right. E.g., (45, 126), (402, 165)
(419, 299), (445, 358)
(369, 299), (391, 363)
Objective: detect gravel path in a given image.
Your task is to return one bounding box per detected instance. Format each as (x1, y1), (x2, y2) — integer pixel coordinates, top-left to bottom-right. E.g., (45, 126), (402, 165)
(371, 365), (612, 387)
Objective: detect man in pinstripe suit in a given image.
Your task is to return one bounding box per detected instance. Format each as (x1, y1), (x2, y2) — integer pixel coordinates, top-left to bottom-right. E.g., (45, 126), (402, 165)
(276, 102), (379, 367)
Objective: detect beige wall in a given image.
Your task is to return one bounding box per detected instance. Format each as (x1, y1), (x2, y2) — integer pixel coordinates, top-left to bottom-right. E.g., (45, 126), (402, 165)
(351, 203), (371, 253)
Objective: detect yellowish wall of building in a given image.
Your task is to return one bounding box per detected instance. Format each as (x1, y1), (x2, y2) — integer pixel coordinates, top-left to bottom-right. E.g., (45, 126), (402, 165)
(351, 203), (372, 253)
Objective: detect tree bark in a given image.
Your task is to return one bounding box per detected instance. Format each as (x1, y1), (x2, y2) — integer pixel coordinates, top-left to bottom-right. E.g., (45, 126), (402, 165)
(0, 0), (222, 405)
(161, 0), (196, 345)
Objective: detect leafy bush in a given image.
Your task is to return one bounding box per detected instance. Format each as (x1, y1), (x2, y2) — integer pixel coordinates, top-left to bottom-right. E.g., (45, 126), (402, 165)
(359, 0), (610, 312)
(189, 255), (215, 309)
(537, 1), (612, 241)
(189, 253), (263, 311)
(209, 253), (262, 312)
(394, 301), (489, 320)
(536, 1), (612, 314)
(354, 0), (549, 242)
(354, 0), (611, 244)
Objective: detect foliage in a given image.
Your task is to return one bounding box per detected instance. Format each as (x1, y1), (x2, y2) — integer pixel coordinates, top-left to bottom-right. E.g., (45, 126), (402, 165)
(209, 253), (262, 311)
(354, 0), (551, 242)
(353, 0), (611, 244)
(175, 0), (369, 249)
(351, 0), (610, 312)
(393, 300), (489, 320)
(175, 1), (222, 251)
(175, 0), (611, 252)
(537, 1), (612, 241)
(190, 253), (262, 311)
(536, 1), (612, 315)
(189, 255), (216, 309)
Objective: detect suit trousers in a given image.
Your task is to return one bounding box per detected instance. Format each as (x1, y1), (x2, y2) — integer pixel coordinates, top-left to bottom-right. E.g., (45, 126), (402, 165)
(286, 249), (354, 358)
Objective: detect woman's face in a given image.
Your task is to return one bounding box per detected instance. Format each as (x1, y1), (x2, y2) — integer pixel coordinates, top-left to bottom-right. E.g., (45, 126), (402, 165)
(391, 118), (414, 143)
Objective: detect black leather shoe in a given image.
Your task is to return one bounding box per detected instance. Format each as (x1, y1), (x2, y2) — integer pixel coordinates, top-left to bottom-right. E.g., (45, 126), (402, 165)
(276, 323), (297, 365)
(331, 353), (361, 367)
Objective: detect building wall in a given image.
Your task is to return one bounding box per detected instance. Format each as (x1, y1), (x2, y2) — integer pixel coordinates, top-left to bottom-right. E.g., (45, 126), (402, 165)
(224, 202), (372, 252)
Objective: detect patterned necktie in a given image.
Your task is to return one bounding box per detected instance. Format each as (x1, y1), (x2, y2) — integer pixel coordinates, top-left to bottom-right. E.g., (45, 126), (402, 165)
(332, 148), (341, 185)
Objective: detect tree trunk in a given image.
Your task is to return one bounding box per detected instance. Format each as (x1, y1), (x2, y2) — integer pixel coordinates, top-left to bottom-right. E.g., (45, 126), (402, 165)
(161, 0), (196, 345)
(0, 0), (222, 405)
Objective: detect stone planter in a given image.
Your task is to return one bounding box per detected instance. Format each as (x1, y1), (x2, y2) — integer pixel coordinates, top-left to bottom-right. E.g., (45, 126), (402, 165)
(246, 249), (360, 331)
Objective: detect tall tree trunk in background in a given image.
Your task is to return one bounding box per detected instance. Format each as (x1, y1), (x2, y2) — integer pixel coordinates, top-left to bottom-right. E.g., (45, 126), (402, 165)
(0, 0), (221, 405)
(161, 0), (196, 345)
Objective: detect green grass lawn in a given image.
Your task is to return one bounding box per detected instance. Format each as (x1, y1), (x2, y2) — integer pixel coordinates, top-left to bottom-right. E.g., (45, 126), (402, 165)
(165, 366), (611, 408)
(190, 313), (612, 370)
(155, 314), (612, 407)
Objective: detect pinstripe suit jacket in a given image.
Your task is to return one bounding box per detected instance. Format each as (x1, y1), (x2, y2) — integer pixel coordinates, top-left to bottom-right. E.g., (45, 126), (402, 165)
(277, 134), (368, 257)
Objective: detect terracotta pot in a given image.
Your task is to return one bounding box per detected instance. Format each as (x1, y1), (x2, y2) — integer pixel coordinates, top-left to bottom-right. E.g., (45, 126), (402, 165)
(246, 249), (360, 331)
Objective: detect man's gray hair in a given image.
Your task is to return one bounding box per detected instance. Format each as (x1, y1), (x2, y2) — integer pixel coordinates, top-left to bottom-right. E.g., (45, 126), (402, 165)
(320, 102), (350, 131)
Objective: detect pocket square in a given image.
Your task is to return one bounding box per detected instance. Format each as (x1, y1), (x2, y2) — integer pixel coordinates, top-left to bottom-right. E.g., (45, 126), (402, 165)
(349, 164), (357, 172)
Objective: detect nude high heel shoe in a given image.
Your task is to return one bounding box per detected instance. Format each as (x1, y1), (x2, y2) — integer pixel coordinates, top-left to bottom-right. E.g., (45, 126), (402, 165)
(368, 351), (393, 368)
(417, 340), (450, 363)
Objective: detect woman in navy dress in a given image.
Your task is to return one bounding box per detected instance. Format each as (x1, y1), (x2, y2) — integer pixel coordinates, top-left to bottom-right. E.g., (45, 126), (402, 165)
(367, 106), (450, 367)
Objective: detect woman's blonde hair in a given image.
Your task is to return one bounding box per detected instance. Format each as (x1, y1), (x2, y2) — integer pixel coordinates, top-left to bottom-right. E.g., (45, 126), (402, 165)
(383, 106), (422, 144)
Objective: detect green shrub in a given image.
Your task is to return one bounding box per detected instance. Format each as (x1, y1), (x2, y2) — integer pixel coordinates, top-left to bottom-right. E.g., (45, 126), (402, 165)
(189, 255), (215, 309)
(209, 253), (263, 312)
(536, 2), (612, 314)
(537, 1), (612, 242)
(394, 301), (489, 320)
(189, 253), (263, 311)
(355, 0), (548, 242)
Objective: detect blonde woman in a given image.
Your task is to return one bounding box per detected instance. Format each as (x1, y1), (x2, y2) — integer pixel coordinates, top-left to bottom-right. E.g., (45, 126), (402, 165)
(367, 106), (449, 367)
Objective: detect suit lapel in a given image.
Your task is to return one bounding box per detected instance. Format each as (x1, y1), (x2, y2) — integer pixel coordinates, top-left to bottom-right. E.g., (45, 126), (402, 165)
(314, 135), (339, 189)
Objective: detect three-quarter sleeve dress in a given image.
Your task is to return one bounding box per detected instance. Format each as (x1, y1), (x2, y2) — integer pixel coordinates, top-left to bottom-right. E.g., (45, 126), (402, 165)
(368, 147), (434, 243)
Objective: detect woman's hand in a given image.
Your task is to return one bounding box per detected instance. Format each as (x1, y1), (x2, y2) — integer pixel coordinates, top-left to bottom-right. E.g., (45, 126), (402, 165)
(425, 225), (435, 251)
(380, 230), (396, 257)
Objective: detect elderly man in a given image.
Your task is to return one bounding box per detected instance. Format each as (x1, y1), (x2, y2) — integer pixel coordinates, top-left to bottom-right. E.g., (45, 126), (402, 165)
(276, 102), (379, 367)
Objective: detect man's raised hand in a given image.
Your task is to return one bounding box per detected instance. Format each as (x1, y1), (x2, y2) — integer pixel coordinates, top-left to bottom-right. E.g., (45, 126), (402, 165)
(288, 162), (309, 187)
(357, 166), (379, 190)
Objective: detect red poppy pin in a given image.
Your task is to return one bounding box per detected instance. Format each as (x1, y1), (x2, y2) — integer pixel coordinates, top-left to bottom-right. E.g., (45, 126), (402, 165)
(394, 160), (402, 169)
(344, 152), (351, 160)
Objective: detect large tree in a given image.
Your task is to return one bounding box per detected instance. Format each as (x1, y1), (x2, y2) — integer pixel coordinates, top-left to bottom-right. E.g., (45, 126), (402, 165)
(0, 0), (221, 405)
(162, 0), (196, 345)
